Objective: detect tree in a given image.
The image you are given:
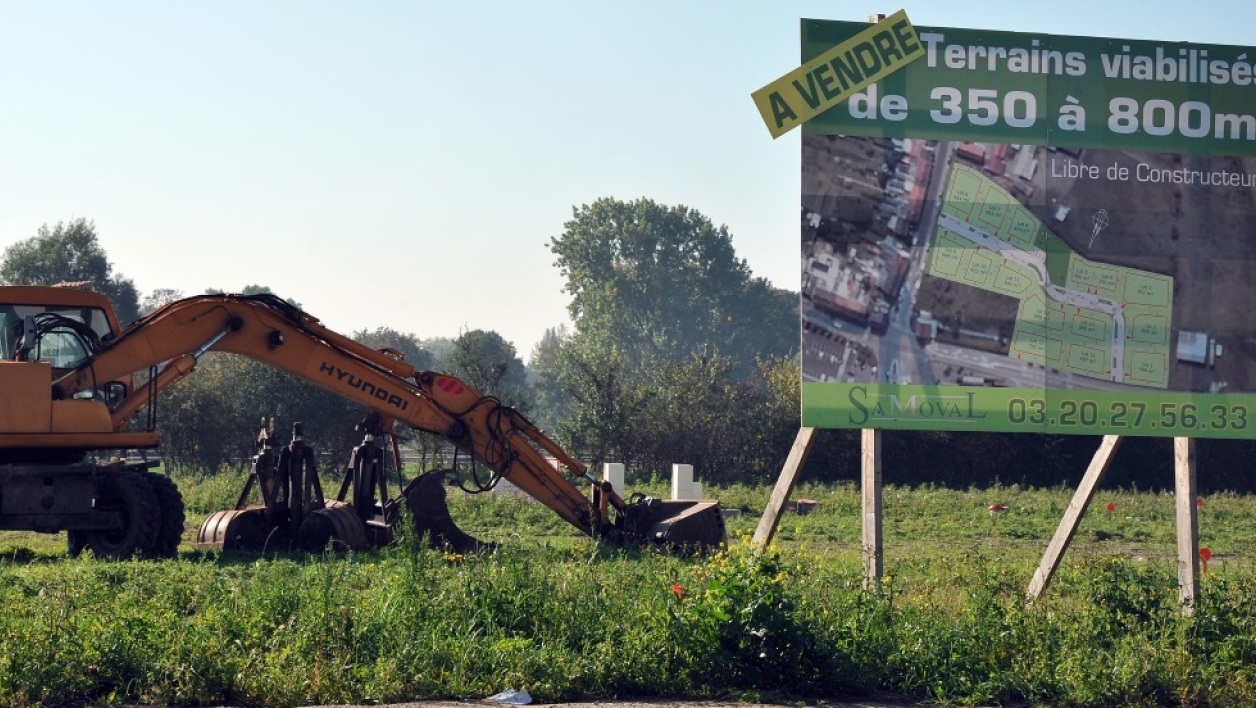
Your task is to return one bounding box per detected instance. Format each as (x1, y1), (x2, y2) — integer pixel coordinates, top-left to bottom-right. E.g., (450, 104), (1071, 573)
(420, 336), (455, 371)
(205, 284), (302, 309)
(543, 342), (811, 481)
(549, 197), (796, 376)
(447, 329), (532, 411)
(139, 288), (184, 316)
(750, 354), (813, 479)
(527, 325), (573, 431)
(157, 354), (250, 476)
(721, 280), (799, 374)
(551, 337), (641, 466)
(354, 326), (433, 372)
(544, 197), (803, 477)
(0, 219), (141, 323)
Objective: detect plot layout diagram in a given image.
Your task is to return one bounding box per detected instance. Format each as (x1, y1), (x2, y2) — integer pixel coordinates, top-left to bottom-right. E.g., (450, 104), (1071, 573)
(926, 164), (1174, 389)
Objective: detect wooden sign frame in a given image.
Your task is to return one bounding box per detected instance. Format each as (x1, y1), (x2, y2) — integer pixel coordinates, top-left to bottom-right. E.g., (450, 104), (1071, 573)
(754, 429), (1201, 613)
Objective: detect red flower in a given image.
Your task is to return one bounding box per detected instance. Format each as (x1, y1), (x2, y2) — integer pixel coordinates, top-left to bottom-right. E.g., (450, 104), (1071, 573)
(671, 583), (686, 599)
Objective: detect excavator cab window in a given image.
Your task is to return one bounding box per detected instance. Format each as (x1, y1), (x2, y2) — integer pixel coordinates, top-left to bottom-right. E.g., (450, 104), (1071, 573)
(0, 304), (111, 367)
(0, 309), (18, 359)
(31, 326), (90, 368)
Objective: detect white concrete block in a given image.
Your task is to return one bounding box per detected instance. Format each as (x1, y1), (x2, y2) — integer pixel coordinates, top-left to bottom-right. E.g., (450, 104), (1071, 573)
(671, 464), (693, 500)
(602, 462), (625, 493)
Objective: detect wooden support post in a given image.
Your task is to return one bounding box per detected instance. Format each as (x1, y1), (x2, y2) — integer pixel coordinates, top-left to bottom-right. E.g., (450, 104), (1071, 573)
(753, 427), (817, 549)
(861, 428), (883, 586)
(1026, 434), (1122, 601)
(1175, 437), (1199, 615)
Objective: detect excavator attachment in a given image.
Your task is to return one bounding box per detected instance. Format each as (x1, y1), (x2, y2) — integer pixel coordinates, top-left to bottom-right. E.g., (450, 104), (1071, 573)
(196, 471), (493, 554)
(296, 500), (369, 552)
(197, 501), (376, 553)
(194, 408), (727, 556)
(402, 471), (495, 553)
(197, 506), (287, 553)
(197, 421), (496, 555)
(620, 497), (727, 552)
(196, 421), (347, 554)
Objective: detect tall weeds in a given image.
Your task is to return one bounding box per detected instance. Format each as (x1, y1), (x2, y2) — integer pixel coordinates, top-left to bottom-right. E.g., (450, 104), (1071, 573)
(3, 482), (1256, 706)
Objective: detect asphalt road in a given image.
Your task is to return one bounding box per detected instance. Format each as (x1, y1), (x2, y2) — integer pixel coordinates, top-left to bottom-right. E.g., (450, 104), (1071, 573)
(319, 700), (949, 708)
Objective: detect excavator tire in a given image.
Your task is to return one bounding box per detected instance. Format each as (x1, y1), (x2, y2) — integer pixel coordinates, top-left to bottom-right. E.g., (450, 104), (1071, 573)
(296, 500), (369, 552)
(402, 471), (495, 554)
(66, 530), (86, 557)
(196, 505), (275, 553)
(144, 471), (186, 558)
(69, 470), (162, 559)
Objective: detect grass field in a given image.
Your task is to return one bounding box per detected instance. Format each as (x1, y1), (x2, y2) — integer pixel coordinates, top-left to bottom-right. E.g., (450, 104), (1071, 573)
(2, 475), (1255, 706)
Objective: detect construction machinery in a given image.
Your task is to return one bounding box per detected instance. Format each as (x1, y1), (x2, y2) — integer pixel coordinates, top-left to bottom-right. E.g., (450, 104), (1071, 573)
(0, 285), (726, 558)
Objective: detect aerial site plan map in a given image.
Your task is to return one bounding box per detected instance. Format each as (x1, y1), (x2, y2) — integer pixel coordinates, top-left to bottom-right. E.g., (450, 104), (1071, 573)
(927, 161), (1173, 389)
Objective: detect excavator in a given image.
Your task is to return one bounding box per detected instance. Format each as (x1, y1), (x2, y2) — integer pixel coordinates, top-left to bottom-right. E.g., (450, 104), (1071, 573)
(0, 285), (726, 558)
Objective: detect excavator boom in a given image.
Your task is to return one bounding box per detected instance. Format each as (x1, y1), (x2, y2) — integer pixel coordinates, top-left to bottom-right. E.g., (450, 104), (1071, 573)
(51, 293), (597, 534)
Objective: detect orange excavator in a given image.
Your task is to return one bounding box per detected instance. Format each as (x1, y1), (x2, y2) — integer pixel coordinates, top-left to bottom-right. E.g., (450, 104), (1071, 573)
(0, 285), (726, 558)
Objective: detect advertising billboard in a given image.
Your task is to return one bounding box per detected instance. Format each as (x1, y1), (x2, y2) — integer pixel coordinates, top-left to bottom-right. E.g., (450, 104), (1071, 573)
(797, 18), (1256, 438)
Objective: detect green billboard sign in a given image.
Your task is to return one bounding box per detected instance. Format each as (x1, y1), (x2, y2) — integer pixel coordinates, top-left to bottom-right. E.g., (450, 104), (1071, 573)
(799, 19), (1256, 438)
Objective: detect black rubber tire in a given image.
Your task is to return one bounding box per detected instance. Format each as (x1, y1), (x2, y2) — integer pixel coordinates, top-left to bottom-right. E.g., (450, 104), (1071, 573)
(77, 470), (161, 559)
(66, 530), (87, 557)
(143, 471), (186, 558)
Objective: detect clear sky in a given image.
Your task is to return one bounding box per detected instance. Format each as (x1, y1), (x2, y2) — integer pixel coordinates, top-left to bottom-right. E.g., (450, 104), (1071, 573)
(3, 1), (1253, 358)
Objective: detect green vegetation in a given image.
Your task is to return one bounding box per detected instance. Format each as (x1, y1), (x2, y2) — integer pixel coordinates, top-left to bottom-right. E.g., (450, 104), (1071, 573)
(0, 218), (141, 324)
(3, 481), (1256, 706)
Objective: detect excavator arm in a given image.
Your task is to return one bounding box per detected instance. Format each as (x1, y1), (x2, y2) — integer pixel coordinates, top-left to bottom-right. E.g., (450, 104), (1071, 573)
(51, 293), (604, 535)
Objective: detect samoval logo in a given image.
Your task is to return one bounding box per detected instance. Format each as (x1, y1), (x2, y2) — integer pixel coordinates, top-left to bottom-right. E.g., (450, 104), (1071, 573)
(846, 386), (988, 425)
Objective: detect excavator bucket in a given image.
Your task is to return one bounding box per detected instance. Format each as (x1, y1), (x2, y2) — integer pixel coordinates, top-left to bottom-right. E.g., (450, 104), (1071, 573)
(402, 471), (495, 553)
(196, 505), (291, 553)
(622, 497), (727, 552)
(197, 502), (371, 553)
(296, 500), (370, 552)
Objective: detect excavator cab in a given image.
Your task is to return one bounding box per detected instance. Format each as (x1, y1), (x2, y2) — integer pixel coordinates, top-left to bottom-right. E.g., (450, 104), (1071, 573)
(0, 287), (155, 461)
(0, 289), (132, 415)
(0, 293), (117, 366)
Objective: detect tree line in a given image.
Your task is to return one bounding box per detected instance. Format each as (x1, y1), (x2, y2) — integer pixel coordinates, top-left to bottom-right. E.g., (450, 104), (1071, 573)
(5, 212), (1256, 493)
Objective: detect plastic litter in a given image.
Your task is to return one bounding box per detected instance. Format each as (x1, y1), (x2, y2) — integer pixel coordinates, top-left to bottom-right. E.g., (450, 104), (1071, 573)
(485, 689), (532, 705)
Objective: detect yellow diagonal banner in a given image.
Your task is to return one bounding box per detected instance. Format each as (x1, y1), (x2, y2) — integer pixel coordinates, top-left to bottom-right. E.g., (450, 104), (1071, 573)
(752, 10), (923, 138)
